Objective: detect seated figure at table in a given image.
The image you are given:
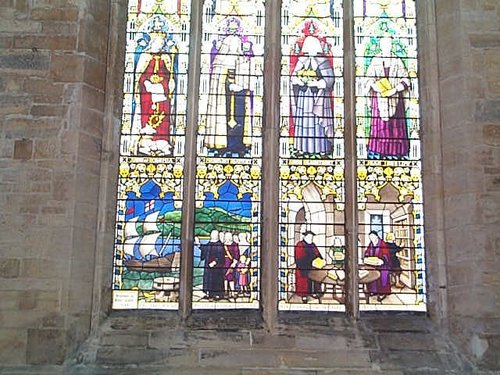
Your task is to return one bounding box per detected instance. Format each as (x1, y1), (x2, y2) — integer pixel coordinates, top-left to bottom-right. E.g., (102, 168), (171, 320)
(294, 230), (323, 302)
(364, 230), (391, 302)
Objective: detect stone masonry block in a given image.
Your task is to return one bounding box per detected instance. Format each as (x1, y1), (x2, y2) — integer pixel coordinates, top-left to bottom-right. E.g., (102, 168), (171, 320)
(486, 175), (500, 191)
(41, 22), (78, 36)
(13, 139), (33, 160)
(4, 117), (62, 139)
(31, 7), (79, 22)
(251, 333), (296, 349)
(0, 95), (31, 115)
(0, 73), (25, 94)
(188, 329), (252, 347)
(478, 193), (500, 224)
(78, 17), (109, 61)
(0, 51), (50, 72)
(78, 132), (103, 162)
(84, 58), (107, 91)
(14, 36), (77, 51)
(20, 258), (68, 280)
(33, 139), (60, 159)
(478, 334), (500, 370)
(80, 84), (106, 112)
(0, 328), (27, 365)
(0, 291), (21, 310)
(362, 316), (431, 333)
(242, 370), (317, 375)
(483, 125), (500, 147)
(80, 108), (105, 138)
(280, 349), (371, 369)
(470, 33), (500, 48)
(0, 20), (41, 33)
(26, 328), (66, 365)
(369, 349), (444, 371)
(52, 172), (75, 201)
(0, 36), (14, 48)
(18, 290), (37, 311)
(377, 332), (443, 352)
(50, 53), (84, 82)
(199, 348), (279, 368)
(485, 51), (500, 76)
(31, 104), (68, 117)
(96, 346), (164, 366)
(86, 1), (112, 25)
(0, 258), (21, 278)
(23, 77), (63, 97)
(475, 100), (500, 122)
(101, 332), (149, 347)
(295, 334), (350, 350)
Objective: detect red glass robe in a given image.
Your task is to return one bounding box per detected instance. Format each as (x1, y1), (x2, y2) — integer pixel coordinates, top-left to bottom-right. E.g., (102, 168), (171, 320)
(295, 240), (322, 297)
(138, 53), (172, 141)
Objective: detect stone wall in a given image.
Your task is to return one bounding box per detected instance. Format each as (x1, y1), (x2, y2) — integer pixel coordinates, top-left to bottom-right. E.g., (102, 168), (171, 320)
(433, 0), (500, 369)
(0, 0), (113, 365)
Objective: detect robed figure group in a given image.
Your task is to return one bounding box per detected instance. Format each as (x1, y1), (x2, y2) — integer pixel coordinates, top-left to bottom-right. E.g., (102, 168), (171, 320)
(200, 230), (252, 300)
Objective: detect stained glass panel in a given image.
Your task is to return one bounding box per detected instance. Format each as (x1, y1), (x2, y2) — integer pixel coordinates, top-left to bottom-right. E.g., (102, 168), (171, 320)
(354, 0), (426, 311)
(112, 0), (191, 309)
(192, 0), (265, 309)
(279, 0), (345, 311)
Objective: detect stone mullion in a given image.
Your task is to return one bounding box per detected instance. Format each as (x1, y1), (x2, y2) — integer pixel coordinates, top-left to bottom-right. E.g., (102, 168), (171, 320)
(417, 0), (448, 326)
(261, 0), (282, 331)
(179, 0), (203, 321)
(343, 0), (360, 318)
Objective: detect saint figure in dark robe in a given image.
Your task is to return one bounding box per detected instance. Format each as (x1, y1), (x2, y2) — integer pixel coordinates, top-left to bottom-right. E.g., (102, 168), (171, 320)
(204, 17), (254, 157)
(200, 230), (225, 299)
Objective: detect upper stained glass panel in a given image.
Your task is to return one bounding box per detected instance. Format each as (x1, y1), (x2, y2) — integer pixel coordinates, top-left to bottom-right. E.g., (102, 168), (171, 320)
(280, 0), (344, 160)
(197, 0), (265, 159)
(112, 0), (191, 310)
(120, 0), (191, 158)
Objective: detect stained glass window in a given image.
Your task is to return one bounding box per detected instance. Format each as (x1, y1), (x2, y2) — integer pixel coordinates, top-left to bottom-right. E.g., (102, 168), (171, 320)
(192, 0), (265, 309)
(354, 0), (426, 311)
(112, 0), (426, 313)
(278, 0), (345, 312)
(112, 0), (191, 309)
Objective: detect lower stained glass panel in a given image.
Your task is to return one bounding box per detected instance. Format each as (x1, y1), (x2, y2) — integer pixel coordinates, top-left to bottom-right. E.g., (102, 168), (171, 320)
(278, 160), (346, 312)
(113, 157), (184, 309)
(357, 160), (426, 311)
(192, 0), (265, 309)
(192, 159), (261, 309)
